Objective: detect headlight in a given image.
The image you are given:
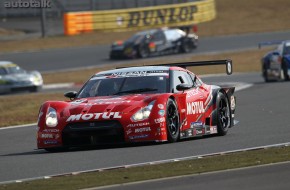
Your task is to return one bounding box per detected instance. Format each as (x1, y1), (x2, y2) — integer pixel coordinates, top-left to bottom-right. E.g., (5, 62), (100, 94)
(45, 107), (58, 127)
(131, 101), (155, 122)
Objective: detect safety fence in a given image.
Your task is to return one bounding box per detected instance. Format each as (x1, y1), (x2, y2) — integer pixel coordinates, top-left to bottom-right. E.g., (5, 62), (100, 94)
(64, 0), (216, 36)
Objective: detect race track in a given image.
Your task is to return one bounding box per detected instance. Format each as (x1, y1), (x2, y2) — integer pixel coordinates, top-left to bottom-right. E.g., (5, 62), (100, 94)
(1, 73), (290, 183)
(1, 30), (290, 72)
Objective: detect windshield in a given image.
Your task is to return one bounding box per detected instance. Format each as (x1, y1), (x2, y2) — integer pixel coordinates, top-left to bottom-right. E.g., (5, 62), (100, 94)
(284, 45), (290, 55)
(7, 66), (26, 74)
(77, 75), (169, 98)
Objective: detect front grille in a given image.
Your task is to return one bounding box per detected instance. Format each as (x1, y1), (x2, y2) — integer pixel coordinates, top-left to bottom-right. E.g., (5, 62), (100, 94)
(62, 120), (124, 146)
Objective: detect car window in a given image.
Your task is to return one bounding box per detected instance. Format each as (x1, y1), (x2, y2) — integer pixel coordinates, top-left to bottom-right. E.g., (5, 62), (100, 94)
(152, 31), (165, 41)
(172, 70), (193, 92)
(0, 67), (7, 75)
(283, 44), (290, 55)
(164, 29), (185, 41)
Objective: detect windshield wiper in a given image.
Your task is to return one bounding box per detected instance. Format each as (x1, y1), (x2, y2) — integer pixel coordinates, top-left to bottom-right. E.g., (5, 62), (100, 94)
(114, 88), (158, 95)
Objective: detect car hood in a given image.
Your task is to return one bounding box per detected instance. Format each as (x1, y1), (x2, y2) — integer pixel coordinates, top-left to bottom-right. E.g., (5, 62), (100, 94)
(64, 94), (159, 116)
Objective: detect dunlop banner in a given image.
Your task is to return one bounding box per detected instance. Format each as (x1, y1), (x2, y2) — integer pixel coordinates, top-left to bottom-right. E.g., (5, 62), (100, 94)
(64, 0), (216, 35)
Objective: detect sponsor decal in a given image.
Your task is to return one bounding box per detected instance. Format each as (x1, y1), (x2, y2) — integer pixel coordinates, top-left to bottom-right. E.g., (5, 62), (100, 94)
(155, 132), (166, 136)
(40, 133), (53, 139)
(190, 121), (203, 128)
(194, 127), (204, 136)
(187, 101), (205, 115)
(44, 140), (58, 145)
(127, 122), (150, 128)
(157, 104), (164, 109)
(108, 70), (168, 77)
(187, 129), (193, 137)
(186, 90), (198, 98)
(158, 110), (165, 116)
(126, 128), (132, 135)
(43, 129), (59, 133)
(181, 109), (186, 113)
(129, 134), (149, 140)
(135, 127), (151, 133)
(210, 126), (217, 134)
(154, 117), (165, 124)
(93, 99), (131, 105)
(127, 5), (197, 27)
(71, 99), (87, 104)
(66, 112), (122, 122)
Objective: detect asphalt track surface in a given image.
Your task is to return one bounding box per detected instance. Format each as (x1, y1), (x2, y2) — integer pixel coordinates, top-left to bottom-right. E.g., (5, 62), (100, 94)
(1, 30), (290, 72)
(1, 31), (290, 185)
(95, 162), (290, 190)
(1, 72), (290, 183)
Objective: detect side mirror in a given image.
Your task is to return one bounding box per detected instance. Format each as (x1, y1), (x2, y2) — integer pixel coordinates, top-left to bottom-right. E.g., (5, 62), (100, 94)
(64, 91), (77, 100)
(176, 83), (192, 91)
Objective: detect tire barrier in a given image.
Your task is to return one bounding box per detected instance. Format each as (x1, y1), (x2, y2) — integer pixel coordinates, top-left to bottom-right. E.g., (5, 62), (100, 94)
(64, 0), (216, 35)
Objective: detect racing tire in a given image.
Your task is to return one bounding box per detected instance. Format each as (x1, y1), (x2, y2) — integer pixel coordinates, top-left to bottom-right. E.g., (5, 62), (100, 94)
(216, 92), (231, 136)
(180, 40), (193, 53)
(44, 147), (69, 152)
(138, 45), (150, 58)
(166, 98), (180, 142)
(282, 60), (289, 81)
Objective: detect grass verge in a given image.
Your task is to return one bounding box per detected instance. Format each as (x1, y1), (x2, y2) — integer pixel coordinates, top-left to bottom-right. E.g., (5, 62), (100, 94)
(1, 145), (290, 190)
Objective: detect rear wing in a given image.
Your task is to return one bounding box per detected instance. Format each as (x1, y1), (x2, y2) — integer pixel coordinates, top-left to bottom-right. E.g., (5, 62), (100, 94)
(117, 60), (233, 75)
(148, 59), (233, 75)
(258, 40), (283, 49)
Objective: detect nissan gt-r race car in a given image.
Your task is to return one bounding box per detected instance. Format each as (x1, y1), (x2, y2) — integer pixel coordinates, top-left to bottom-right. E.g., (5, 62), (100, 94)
(37, 60), (236, 152)
(259, 40), (290, 82)
(109, 28), (198, 59)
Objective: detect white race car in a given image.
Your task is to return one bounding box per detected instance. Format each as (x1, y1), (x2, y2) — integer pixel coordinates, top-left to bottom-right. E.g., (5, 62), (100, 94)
(0, 61), (43, 94)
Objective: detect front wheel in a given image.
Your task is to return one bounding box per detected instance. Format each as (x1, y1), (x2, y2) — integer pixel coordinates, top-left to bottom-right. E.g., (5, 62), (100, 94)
(216, 92), (231, 136)
(166, 99), (180, 142)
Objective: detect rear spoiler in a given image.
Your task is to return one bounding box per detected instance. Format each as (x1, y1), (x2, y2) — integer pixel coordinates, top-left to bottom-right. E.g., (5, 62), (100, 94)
(117, 60), (233, 75)
(258, 40), (283, 49)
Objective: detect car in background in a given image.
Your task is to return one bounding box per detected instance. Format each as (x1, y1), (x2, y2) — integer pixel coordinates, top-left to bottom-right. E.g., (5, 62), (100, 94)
(37, 59), (237, 152)
(0, 61), (43, 94)
(259, 40), (290, 82)
(109, 28), (198, 59)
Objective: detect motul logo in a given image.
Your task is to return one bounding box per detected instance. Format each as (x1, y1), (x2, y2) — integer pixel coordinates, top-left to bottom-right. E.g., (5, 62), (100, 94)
(66, 112), (121, 122)
(187, 101), (205, 115)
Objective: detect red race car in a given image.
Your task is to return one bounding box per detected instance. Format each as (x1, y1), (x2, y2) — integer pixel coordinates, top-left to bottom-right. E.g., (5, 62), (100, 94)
(37, 60), (236, 151)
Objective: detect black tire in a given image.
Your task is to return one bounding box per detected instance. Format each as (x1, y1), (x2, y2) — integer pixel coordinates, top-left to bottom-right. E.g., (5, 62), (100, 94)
(138, 45), (150, 58)
(180, 39), (193, 53)
(282, 59), (289, 81)
(216, 92), (231, 136)
(44, 147), (69, 152)
(166, 98), (180, 142)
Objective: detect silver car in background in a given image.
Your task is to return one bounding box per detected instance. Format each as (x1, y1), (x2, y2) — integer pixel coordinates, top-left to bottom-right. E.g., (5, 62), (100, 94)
(0, 61), (43, 94)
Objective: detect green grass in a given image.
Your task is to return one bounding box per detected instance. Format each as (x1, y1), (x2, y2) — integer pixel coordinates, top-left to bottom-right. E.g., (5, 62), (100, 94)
(1, 146), (289, 190)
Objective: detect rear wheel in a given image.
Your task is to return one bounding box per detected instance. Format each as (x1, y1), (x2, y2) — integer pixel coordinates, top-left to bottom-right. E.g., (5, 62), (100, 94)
(166, 99), (180, 142)
(180, 39), (193, 53)
(282, 59), (289, 81)
(216, 92), (231, 136)
(138, 45), (150, 58)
